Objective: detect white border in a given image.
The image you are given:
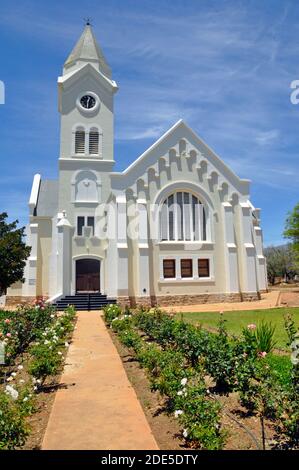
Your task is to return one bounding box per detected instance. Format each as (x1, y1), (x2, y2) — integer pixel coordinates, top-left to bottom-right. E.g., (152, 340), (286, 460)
(71, 254), (104, 295)
(76, 91), (100, 114)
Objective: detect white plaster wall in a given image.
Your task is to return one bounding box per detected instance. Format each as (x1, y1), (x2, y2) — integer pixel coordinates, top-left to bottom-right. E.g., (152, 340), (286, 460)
(59, 72), (115, 162)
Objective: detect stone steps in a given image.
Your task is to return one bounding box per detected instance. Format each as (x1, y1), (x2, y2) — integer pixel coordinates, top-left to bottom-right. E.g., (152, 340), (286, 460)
(53, 293), (117, 311)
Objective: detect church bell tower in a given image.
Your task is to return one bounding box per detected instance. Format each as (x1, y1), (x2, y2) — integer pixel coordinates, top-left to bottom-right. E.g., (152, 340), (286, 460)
(58, 22), (118, 163)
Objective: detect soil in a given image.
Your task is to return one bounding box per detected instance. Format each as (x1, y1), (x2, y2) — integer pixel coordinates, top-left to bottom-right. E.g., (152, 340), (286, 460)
(21, 373), (64, 450)
(109, 327), (187, 450)
(108, 327), (278, 451)
(280, 291), (299, 307)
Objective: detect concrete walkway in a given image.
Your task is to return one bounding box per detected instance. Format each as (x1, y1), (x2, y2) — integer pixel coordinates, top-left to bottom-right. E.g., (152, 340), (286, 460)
(165, 290), (281, 313)
(42, 311), (158, 450)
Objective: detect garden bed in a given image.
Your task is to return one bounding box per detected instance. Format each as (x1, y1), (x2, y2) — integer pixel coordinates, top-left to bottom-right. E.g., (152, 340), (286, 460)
(104, 305), (299, 451)
(109, 326), (187, 450)
(109, 326), (276, 450)
(0, 302), (76, 450)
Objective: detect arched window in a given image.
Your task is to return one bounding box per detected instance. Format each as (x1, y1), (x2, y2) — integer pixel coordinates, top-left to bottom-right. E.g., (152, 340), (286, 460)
(89, 128), (99, 155)
(75, 128), (85, 154)
(160, 192), (206, 241)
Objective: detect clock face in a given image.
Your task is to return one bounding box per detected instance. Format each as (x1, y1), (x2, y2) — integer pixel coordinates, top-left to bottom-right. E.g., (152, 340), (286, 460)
(80, 94), (96, 109)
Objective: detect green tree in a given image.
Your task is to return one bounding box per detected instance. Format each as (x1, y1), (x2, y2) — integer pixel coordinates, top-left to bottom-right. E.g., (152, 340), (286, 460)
(264, 245), (297, 285)
(284, 203), (299, 260)
(0, 213), (31, 296)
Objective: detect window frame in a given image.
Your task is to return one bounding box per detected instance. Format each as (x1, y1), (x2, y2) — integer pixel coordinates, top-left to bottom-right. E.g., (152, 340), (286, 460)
(159, 191), (207, 242)
(159, 255), (213, 282)
(74, 129), (86, 155)
(89, 128), (100, 155)
(77, 215), (95, 236)
(198, 259), (210, 278)
(180, 259), (193, 278)
(163, 259), (176, 279)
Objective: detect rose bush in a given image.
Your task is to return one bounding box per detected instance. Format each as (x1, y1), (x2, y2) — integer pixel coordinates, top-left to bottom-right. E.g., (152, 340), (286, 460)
(0, 303), (76, 449)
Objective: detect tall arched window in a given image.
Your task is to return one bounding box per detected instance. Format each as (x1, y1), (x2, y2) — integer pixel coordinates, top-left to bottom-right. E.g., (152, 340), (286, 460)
(160, 192), (206, 241)
(75, 128), (85, 154)
(89, 128), (99, 155)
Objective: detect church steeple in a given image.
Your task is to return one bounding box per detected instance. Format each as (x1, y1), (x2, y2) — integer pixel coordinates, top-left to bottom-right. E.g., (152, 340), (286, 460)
(63, 23), (112, 78)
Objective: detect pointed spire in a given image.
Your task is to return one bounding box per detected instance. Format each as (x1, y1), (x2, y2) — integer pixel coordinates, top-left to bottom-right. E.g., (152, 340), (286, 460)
(63, 24), (112, 78)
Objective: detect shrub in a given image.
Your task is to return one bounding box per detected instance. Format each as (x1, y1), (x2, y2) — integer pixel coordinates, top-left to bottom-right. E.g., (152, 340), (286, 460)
(0, 303), (56, 362)
(28, 306), (75, 383)
(171, 320), (211, 367)
(0, 392), (29, 449)
(103, 304), (122, 324)
(203, 316), (241, 392)
(148, 349), (189, 402)
(275, 314), (299, 447)
(28, 344), (62, 382)
(110, 314), (226, 449)
(176, 382), (225, 450)
(118, 329), (142, 350)
(0, 304), (76, 450)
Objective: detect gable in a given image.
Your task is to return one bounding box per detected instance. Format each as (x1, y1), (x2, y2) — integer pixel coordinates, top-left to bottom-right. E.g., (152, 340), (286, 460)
(111, 120), (250, 199)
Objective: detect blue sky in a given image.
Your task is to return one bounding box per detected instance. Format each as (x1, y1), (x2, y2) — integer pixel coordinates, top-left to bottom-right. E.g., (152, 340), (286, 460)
(0, 0), (298, 246)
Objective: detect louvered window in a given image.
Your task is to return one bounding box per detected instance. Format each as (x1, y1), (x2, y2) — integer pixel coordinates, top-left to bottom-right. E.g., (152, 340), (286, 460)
(89, 130), (99, 155)
(75, 130), (85, 154)
(181, 259), (193, 278)
(163, 259), (176, 279)
(198, 259), (210, 278)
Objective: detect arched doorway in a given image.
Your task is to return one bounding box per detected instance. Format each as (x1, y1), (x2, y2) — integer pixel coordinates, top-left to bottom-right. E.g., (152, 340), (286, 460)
(76, 259), (101, 293)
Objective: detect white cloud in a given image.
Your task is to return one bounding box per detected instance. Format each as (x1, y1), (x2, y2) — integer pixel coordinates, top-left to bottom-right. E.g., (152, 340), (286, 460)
(116, 125), (165, 141)
(255, 129), (280, 145)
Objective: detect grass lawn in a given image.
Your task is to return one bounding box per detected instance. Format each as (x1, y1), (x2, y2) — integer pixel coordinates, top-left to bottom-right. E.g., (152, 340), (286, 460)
(176, 307), (299, 350)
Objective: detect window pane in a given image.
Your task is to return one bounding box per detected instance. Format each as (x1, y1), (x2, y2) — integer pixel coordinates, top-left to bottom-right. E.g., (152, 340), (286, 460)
(87, 216), (95, 236)
(184, 192), (191, 241)
(181, 259), (193, 278)
(161, 200), (168, 240)
(198, 259), (210, 277)
(75, 131), (85, 154)
(177, 192), (183, 240)
(163, 259), (176, 278)
(202, 207), (207, 240)
(77, 216), (84, 236)
(167, 195), (174, 241)
(192, 195), (199, 240)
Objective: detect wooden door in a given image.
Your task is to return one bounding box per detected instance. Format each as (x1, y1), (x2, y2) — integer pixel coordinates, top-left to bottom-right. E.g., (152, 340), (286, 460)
(76, 259), (100, 293)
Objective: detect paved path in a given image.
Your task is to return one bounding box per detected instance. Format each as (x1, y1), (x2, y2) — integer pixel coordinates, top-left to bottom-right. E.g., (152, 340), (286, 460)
(42, 311), (158, 450)
(165, 291), (281, 313)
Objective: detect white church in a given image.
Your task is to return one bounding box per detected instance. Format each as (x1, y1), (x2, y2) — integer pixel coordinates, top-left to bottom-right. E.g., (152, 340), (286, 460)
(7, 24), (267, 308)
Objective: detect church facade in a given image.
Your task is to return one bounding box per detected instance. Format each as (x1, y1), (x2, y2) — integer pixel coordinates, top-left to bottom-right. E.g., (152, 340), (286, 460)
(7, 25), (267, 307)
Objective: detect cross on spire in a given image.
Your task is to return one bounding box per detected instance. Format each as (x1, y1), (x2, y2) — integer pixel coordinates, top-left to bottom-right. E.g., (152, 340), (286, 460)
(84, 17), (93, 26)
